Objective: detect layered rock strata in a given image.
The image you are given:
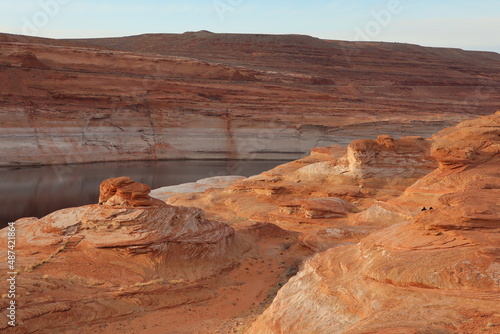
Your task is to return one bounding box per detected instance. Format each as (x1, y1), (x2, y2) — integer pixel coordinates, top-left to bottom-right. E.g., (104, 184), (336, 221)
(0, 113), (498, 333)
(1, 32), (499, 166)
(247, 112), (500, 333)
(0, 177), (249, 332)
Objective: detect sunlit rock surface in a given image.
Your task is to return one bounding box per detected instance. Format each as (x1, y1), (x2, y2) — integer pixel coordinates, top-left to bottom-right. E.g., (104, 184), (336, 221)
(1, 32), (499, 166)
(0, 113), (498, 333)
(247, 112), (500, 334)
(150, 175), (245, 201)
(0, 177), (251, 332)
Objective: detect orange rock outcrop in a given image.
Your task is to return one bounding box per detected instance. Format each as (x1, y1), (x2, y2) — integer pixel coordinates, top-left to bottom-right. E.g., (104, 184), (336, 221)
(0, 113), (498, 333)
(247, 112), (500, 333)
(0, 178), (254, 332)
(98, 176), (165, 206)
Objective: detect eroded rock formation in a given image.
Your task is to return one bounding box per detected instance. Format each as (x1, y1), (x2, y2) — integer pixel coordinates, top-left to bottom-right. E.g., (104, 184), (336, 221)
(0, 113), (498, 333)
(343, 135), (436, 178)
(98, 176), (166, 206)
(1, 32), (499, 166)
(247, 112), (500, 333)
(0, 177), (252, 332)
(166, 132), (438, 232)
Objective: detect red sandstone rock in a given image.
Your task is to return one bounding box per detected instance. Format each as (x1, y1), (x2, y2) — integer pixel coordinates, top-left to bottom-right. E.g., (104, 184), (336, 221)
(98, 176), (166, 206)
(167, 132), (437, 232)
(247, 112), (500, 334)
(430, 110), (500, 169)
(1, 114), (499, 333)
(0, 178), (256, 332)
(280, 197), (359, 219)
(342, 135), (437, 178)
(1, 32), (499, 166)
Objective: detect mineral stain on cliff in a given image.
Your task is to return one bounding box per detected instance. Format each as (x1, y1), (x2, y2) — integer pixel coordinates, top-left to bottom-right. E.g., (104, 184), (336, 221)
(1, 32), (499, 165)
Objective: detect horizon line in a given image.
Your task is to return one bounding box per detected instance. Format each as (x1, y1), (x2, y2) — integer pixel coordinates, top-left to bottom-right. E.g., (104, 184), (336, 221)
(1, 30), (499, 55)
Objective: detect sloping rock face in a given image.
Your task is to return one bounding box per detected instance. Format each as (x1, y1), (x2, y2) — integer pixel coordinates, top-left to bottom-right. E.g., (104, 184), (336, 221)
(150, 175), (246, 201)
(167, 132), (437, 233)
(0, 114), (498, 333)
(279, 197), (359, 219)
(247, 112), (500, 333)
(343, 135), (436, 178)
(1, 32), (500, 166)
(0, 178), (248, 332)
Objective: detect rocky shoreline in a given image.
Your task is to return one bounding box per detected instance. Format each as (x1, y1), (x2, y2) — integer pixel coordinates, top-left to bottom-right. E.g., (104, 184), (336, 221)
(1, 111), (498, 333)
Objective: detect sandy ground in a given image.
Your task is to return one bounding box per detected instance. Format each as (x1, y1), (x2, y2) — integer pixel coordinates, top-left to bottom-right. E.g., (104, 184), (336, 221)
(69, 234), (307, 334)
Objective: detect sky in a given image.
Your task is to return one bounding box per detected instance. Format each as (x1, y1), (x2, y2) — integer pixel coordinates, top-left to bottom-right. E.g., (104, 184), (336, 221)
(0, 0), (499, 53)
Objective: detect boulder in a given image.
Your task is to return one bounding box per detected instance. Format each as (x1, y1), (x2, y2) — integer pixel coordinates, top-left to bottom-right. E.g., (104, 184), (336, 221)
(98, 176), (166, 207)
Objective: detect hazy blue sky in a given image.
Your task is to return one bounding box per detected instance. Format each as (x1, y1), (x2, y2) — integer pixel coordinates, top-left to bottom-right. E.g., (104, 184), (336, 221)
(1, 0), (499, 52)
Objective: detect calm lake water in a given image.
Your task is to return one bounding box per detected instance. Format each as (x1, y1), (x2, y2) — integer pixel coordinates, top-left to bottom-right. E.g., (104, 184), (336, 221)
(0, 160), (288, 228)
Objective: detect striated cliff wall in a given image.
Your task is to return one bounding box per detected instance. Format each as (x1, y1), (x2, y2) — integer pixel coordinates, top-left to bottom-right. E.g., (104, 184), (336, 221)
(1, 32), (499, 166)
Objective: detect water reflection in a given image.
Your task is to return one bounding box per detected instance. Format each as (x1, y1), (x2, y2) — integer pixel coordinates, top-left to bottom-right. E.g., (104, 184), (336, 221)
(0, 160), (287, 227)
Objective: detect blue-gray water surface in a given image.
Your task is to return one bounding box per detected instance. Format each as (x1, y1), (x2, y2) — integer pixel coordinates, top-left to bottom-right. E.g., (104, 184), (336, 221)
(0, 160), (289, 228)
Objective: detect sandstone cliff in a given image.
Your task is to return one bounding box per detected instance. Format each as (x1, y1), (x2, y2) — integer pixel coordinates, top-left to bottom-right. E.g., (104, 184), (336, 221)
(1, 32), (499, 166)
(247, 112), (500, 333)
(0, 113), (498, 333)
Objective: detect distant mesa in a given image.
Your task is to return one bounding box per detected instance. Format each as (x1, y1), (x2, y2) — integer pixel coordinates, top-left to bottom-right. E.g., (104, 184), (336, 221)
(183, 30), (214, 35)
